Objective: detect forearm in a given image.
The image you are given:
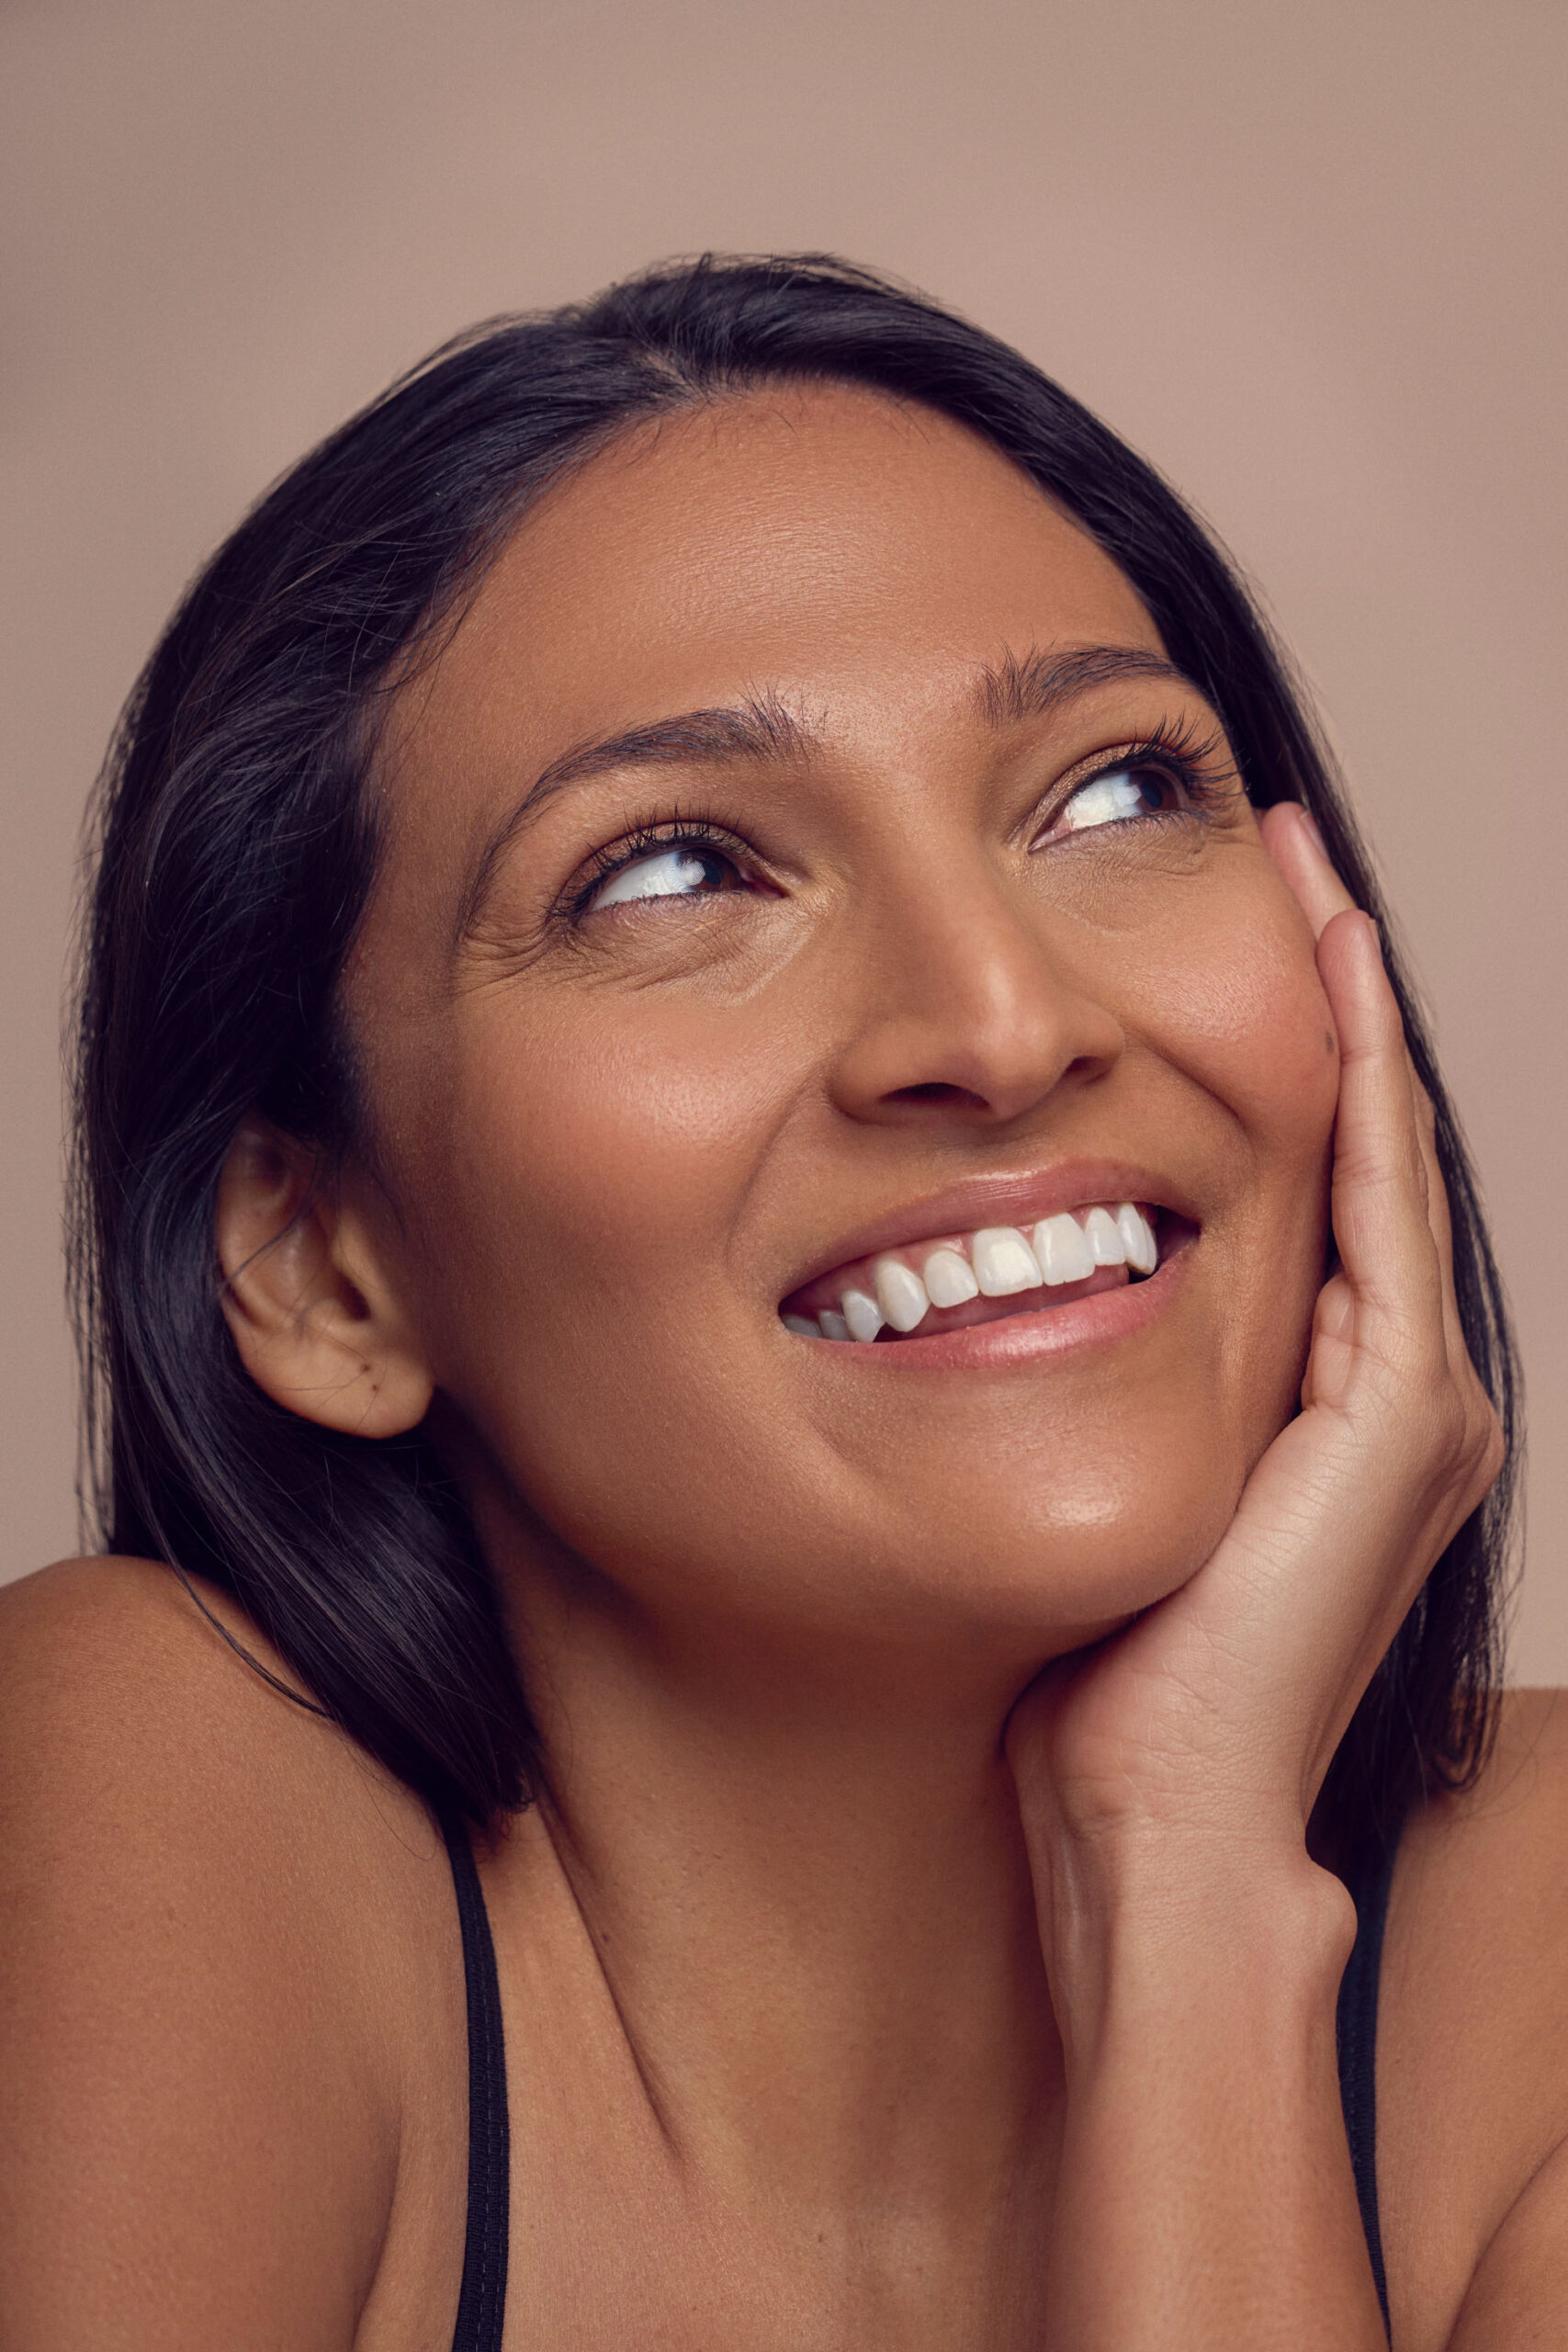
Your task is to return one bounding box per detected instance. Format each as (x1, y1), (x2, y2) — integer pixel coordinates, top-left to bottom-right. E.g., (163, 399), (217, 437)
(1042, 1846), (1386, 2350)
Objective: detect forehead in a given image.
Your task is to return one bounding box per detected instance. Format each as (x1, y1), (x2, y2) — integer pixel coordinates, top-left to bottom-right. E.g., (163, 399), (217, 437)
(393, 385), (1162, 790)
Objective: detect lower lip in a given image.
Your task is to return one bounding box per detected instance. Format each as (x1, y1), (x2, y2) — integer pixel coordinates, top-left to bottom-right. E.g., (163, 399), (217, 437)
(805, 1243), (1190, 1371)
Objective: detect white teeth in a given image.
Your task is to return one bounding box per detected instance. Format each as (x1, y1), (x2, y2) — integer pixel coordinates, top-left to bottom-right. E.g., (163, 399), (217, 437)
(1083, 1204), (1127, 1267)
(921, 1246), (979, 1308)
(799, 1203), (1161, 1343)
(1031, 1212), (1095, 1286)
(1117, 1201), (1158, 1274)
(971, 1227), (1043, 1297)
(840, 1286), (885, 1343)
(873, 1256), (930, 1333)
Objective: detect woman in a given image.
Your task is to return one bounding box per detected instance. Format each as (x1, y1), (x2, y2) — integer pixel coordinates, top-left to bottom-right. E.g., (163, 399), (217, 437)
(2, 254), (1559, 2347)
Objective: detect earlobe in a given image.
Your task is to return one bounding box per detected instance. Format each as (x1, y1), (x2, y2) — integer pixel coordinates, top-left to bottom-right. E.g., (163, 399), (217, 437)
(215, 1116), (434, 1440)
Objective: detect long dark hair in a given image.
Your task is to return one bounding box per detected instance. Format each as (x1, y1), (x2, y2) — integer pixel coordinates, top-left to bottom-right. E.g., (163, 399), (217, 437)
(70, 254), (1521, 1840)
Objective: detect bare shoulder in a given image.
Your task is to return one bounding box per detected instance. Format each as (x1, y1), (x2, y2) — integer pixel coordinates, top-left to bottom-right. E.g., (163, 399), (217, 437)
(1, 1547), (290, 1729)
(0, 1551), (438, 1893)
(1377, 1690), (1568, 2346)
(0, 1557), (467, 2349)
(1398, 1687), (1568, 1942)
(1394, 1687), (1568, 1984)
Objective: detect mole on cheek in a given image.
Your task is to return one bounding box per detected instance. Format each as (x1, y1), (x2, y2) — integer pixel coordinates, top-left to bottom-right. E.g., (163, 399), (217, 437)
(1325, 1030), (1336, 1057)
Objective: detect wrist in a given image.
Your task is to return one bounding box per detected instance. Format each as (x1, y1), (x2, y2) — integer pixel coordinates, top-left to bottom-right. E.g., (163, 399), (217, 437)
(1040, 1850), (1387, 2352)
(1041, 1838), (1356, 2073)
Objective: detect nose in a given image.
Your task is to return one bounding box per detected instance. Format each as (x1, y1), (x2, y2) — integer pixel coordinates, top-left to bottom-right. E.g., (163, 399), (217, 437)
(826, 856), (1124, 1130)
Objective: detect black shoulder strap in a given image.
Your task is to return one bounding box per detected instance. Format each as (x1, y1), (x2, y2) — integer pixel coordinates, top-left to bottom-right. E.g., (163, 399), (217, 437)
(1337, 1834), (1397, 2339)
(440, 1808), (511, 2352)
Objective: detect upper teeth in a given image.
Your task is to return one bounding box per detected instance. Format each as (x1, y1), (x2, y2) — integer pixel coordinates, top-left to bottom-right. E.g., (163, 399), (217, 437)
(785, 1201), (1159, 1341)
(921, 1247), (979, 1309)
(874, 1257), (931, 1332)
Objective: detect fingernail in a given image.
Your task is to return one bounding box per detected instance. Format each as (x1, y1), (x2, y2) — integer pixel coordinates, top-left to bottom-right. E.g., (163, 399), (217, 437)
(1297, 805), (1328, 858)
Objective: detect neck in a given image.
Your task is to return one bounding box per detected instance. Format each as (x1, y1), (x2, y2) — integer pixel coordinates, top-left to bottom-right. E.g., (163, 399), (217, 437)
(497, 1570), (1066, 2222)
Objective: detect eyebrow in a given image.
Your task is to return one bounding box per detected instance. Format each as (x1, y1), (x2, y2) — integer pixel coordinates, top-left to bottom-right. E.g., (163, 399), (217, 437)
(457, 643), (1201, 938)
(530, 689), (814, 807)
(974, 642), (1196, 725)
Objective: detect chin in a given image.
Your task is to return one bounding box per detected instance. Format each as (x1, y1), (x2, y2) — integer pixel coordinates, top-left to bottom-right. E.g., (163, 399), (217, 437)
(908, 1471), (1242, 1649)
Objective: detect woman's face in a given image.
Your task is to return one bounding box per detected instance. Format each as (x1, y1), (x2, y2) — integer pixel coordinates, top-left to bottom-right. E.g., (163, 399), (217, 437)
(345, 385), (1338, 1688)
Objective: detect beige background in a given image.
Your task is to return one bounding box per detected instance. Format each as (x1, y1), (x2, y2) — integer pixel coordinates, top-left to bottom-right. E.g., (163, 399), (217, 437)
(2, 0), (1562, 1668)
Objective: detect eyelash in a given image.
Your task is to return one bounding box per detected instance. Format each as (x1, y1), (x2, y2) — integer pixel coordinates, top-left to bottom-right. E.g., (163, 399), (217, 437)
(563, 716), (1235, 920)
(562, 808), (754, 920)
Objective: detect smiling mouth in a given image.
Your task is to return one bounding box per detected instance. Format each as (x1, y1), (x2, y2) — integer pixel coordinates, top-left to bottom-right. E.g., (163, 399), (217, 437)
(779, 1202), (1189, 1343)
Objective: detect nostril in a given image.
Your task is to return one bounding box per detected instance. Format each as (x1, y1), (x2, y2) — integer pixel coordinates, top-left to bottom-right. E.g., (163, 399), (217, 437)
(887, 1081), (989, 1109)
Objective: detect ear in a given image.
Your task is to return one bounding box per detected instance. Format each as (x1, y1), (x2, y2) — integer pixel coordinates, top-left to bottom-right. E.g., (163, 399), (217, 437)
(215, 1116), (434, 1439)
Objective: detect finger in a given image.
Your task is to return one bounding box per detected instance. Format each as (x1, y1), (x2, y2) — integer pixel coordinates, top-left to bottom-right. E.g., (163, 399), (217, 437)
(1409, 1072), (1452, 1276)
(1273, 808), (1485, 1443)
(1258, 800), (1358, 941)
(1314, 909), (1444, 1329)
(1412, 1075), (1459, 1353)
(1410, 1067), (1499, 1467)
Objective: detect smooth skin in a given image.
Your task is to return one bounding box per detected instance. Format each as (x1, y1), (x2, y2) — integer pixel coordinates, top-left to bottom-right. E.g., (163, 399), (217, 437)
(0, 386), (1562, 2348)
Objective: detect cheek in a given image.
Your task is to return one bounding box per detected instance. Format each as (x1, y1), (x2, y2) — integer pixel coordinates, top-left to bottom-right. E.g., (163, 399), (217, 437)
(395, 983), (791, 1400)
(1067, 836), (1338, 1168)
(1051, 839), (1338, 1195)
(396, 986), (917, 1631)
(1133, 888), (1339, 1429)
(1156, 916), (1338, 1167)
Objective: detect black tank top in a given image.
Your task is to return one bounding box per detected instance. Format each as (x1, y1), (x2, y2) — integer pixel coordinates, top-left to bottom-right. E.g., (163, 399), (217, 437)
(439, 1813), (1397, 2350)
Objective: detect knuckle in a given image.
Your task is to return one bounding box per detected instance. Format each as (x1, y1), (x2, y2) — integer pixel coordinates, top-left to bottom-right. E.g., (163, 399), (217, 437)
(1408, 1376), (1481, 1470)
(1430, 1389), (1470, 1463)
(1472, 1402), (1507, 1489)
(1445, 1393), (1505, 1513)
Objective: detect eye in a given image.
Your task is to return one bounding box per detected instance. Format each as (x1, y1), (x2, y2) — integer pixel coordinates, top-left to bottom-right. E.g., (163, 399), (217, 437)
(1048, 760), (1184, 840)
(586, 842), (742, 912)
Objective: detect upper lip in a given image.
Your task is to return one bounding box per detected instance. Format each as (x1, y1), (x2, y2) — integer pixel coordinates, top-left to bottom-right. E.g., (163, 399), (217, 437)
(776, 1158), (1200, 1300)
